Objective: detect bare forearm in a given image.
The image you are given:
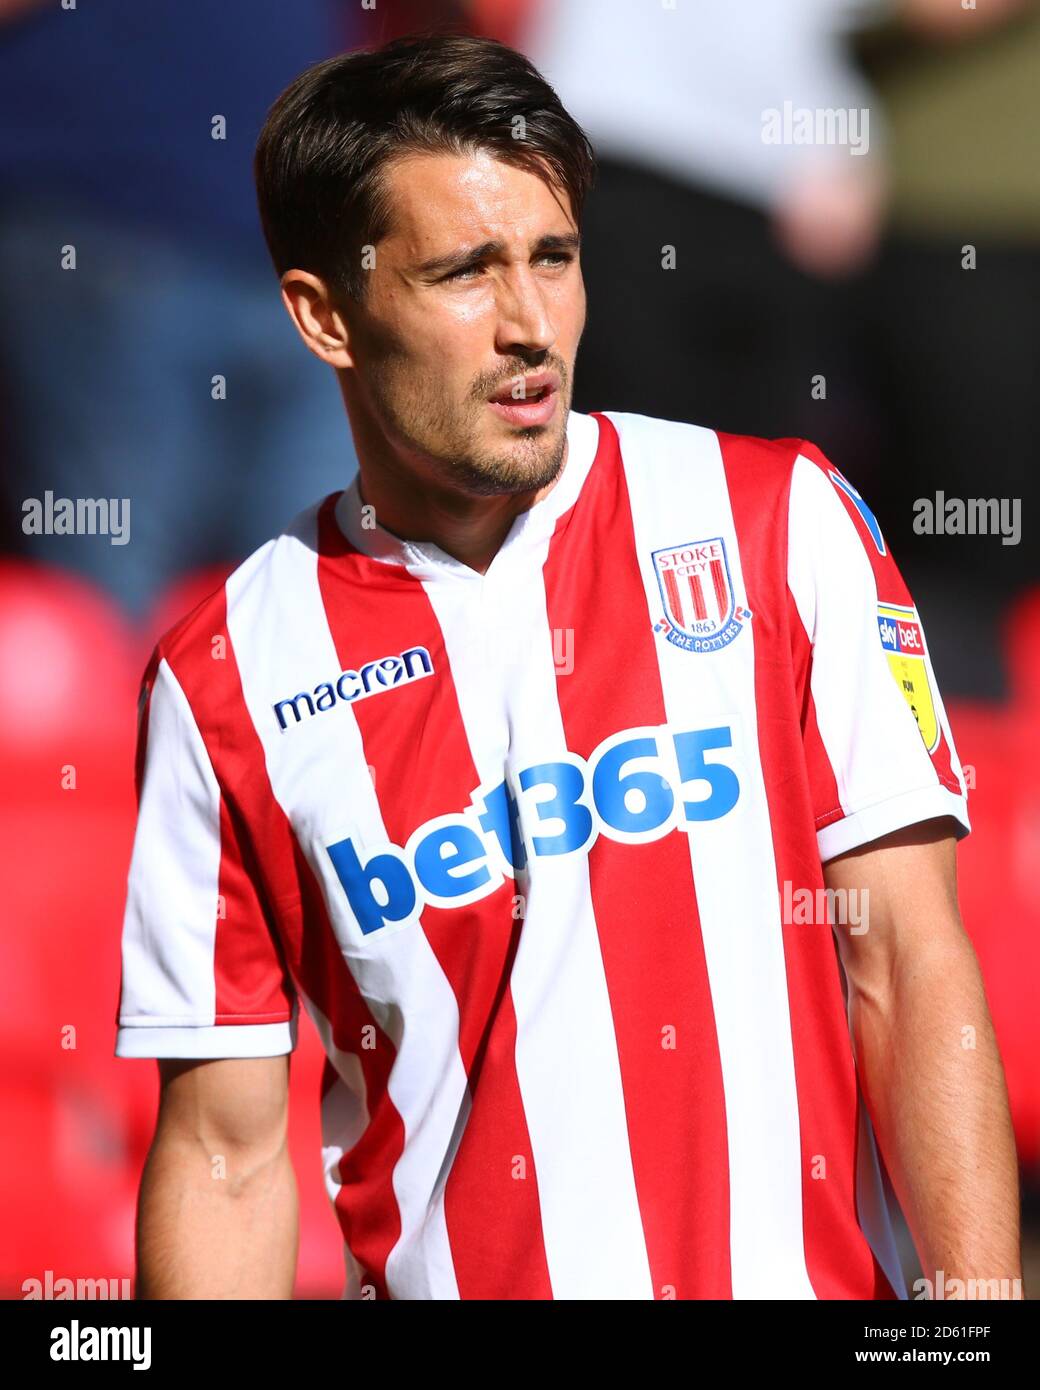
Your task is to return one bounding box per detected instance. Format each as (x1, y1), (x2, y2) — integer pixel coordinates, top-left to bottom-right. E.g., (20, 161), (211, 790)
(849, 935), (1022, 1295)
(136, 1135), (299, 1299)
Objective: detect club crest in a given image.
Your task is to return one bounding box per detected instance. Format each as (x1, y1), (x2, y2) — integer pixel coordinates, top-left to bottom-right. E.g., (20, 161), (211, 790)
(651, 537), (750, 653)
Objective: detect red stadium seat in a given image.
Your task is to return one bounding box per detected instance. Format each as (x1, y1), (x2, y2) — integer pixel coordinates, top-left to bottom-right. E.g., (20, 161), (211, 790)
(0, 558), (139, 761)
(948, 586), (1040, 1175)
(0, 561), (146, 1291)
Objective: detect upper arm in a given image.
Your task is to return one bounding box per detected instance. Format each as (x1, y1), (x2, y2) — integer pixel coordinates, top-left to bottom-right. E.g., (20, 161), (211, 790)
(155, 1055), (291, 1155)
(823, 817), (967, 997)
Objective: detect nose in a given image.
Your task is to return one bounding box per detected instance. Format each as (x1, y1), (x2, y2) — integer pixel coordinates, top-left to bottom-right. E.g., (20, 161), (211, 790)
(493, 265), (556, 358)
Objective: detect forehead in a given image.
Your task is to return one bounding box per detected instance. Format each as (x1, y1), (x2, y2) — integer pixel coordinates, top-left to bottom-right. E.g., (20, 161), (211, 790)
(380, 149), (575, 254)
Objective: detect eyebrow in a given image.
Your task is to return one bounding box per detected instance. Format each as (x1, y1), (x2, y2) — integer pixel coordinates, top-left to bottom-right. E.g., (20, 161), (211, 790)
(414, 230), (581, 278)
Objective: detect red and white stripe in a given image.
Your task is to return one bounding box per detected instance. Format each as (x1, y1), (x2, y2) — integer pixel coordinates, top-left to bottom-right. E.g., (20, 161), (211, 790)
(117, 407), (970, 1298)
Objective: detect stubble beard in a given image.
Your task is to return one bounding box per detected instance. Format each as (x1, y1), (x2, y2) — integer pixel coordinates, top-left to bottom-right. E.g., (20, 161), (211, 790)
(386, 376), (570, 499)
(447, 416), (568, 498)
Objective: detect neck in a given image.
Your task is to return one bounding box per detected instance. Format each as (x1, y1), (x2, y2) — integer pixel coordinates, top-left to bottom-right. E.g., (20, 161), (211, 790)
(354, 436), (569, 576)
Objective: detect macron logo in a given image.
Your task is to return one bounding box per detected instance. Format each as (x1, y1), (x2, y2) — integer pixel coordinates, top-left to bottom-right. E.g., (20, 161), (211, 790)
(273, 646), (434, 731)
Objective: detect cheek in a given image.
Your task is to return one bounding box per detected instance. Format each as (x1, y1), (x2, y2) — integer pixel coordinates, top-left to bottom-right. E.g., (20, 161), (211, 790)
(400, 290), (492, 352)
(403, 308), (491, 392)
(530, 276), (584, 347)
(444, 291), (497, 333)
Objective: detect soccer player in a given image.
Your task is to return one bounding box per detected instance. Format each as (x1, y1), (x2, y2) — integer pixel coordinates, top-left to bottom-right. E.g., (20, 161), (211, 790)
(116, 33), (1022, 1300)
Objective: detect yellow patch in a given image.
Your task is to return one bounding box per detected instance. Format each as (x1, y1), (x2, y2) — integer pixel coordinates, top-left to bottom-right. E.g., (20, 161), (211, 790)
(877, 603), (939, 754)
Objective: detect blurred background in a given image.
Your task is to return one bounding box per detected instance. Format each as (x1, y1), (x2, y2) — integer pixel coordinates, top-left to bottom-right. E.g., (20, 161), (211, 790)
(1, 0), (1037, 1299)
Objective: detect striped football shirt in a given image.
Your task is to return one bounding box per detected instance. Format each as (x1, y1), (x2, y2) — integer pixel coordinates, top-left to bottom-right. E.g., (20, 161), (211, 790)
(116, 408), (970, 1299)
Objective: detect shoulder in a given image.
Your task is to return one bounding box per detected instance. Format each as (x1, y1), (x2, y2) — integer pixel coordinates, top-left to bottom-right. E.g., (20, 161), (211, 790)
(597, 409), (825, 507)
(148, 495), (333, 714)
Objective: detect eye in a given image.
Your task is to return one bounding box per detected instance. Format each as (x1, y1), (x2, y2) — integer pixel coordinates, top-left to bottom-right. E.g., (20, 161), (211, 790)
(444, 251), (574, 282)
(445, 262), (484, 282)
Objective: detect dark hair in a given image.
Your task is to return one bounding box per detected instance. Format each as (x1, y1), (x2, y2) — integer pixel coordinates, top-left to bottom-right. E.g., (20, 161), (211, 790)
(254, 31), (597, 304)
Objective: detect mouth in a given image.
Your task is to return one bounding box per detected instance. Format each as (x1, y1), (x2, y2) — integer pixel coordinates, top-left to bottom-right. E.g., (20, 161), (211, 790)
(486, 371), (561, 428)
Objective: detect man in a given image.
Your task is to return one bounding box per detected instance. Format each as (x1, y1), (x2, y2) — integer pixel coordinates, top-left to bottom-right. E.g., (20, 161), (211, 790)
(115, 33), (1021, 1300)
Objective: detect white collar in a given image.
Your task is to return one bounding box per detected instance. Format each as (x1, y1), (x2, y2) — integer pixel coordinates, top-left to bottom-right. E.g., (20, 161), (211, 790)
(334, 410), (601, 582)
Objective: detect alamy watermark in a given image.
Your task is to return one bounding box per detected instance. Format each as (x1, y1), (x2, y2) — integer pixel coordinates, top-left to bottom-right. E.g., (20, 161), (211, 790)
(22, 491), (130, 545)
(913, 493), (1020, 546)
(912, 1270), (1022, 1300)
(761, 102), (870, 156)
(50, 1320), (151, 1370)
(781, 881), (868, 934)
(23, 1269), (130, 1299)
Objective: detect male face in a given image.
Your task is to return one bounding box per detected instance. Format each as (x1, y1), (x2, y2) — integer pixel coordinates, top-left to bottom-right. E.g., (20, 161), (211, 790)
(345, 148), (586, 498)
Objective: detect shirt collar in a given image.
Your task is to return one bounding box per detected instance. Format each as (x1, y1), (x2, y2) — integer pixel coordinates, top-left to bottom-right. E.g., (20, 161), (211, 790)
(334, 410), (601, 582)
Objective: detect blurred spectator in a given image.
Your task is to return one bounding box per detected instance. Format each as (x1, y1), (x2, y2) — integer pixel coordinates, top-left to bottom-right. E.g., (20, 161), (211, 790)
(503, 0), (1039, 698)
(0, 0), (361, 617)
(855, 0), (1040, 696)
(521, 0), (888, 487)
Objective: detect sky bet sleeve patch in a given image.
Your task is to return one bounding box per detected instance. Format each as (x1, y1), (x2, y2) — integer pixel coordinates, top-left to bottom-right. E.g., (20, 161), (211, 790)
(877, 602), (939, 754)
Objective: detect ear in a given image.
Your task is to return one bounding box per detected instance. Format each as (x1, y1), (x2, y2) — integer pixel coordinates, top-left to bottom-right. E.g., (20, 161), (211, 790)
(279, 269), (356, 369)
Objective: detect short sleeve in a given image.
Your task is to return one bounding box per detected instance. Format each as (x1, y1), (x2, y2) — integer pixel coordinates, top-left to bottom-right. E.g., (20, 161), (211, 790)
(115, 652), (297, 1058)
(787, 442), (970, 863)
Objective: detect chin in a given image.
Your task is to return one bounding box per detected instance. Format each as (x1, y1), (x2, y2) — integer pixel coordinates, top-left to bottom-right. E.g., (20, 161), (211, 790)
(455, 435), (564, 498)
